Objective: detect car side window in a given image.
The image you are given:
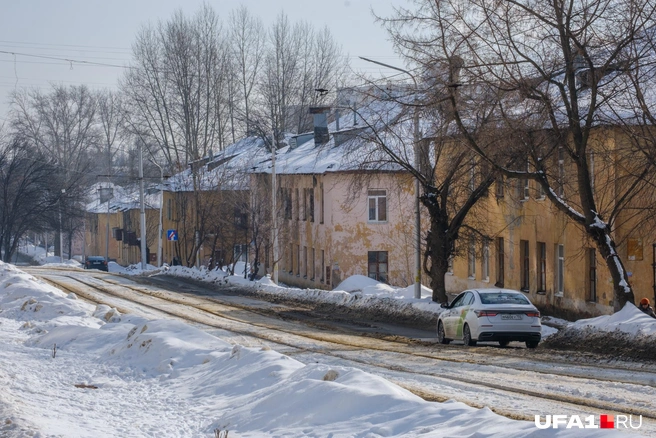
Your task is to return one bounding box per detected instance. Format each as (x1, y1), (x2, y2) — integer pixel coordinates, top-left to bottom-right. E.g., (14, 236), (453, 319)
(450, 293), (466, 308)
(462, 292), (474, 306)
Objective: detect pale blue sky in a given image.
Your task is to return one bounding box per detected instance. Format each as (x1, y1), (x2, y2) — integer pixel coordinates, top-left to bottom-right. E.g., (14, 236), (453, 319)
(0, 0), (408, 123)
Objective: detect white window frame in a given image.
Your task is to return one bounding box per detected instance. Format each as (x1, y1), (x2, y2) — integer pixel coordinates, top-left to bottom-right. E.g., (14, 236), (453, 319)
(310, 247), (315, 281)
(469, 158), (476, 191)
(558, 147), (565, 197)
(482, 239), (490, 282)
(367, 189), (387, 222)
(589, 150), (595, 192)
(556, 244), (564, 296)
(319, 183), (325, 224)
(522, 160), (530, 200)
(468, 237), (476, 279)
(320, 249), (325, 282)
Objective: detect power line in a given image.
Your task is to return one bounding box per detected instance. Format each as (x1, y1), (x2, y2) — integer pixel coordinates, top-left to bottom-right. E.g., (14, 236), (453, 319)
(0, 50), (130, 69)
(0, 40), (132, 51)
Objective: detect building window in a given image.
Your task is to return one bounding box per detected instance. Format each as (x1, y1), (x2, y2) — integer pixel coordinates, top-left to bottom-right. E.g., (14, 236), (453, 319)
(319, 183), (324, 224)
(289, 243), (293, 273)
(283, 188), (292, 219)
(368, 251), (388, 283)
(523, 161), (530, 200)
(295, 188), (300, 221)
(587, 248), (597, 302)
(234, 207), (247, 229)
(556, 244), (565, 295)
(520, 240), (529, 291)
(296, 245), (300, 276)
(496, 175), (504, 198)
(302, 189), (308, 221)
(558, 147), (565, 197)
(468, 236), (476, 279)
(482, 239), (490, 281)
(589, 151), (595, 192)
(308, 188), (314, 223)
(320, 249), (325, 282)
(537, 242), (546, 292)
(233, 244), (248, 262)
(303, 246), (308, 278)
(368, 190), (387, 222)
(167, 198), (173, 221)
(310, 247), (315, 280)
(496, 237), (504, 287)
(469, 158), (476, 191)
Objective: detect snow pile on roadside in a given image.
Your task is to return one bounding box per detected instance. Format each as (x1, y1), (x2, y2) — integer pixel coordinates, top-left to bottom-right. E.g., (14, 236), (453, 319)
(0, 261), (618, 437)
(569, 303), (656, 336)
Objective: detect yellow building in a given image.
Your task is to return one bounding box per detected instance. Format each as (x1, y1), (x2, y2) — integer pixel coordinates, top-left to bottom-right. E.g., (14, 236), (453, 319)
(85, 184), (160, 267)
(447, 127), (656, 319)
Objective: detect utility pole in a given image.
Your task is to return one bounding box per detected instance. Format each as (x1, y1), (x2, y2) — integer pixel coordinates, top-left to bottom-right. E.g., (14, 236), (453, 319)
(139, 143), (147, 270)
(360, 56), (422, 299)
(271, 129), (279, 284)
(59, 189), (65, 264)
(98, 180), (114, 266)
(149, 160), (164, 268)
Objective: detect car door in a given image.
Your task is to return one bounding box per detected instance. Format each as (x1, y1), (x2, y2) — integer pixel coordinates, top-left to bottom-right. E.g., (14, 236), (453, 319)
(443, 292), (466, 338)
(453, 292), (475, 339)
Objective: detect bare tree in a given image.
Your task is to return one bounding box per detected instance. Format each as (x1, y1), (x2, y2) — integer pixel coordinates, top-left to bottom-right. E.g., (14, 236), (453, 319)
(10, 84), (98, 258)
(229, 6), (265, 136)
(255, 13), (348, 137)
(0, 135), (58, 262)
(122, 4), (228, 169)
(381, 0), (656, 309)
(10, 84), (98, 174)
(97, 89), (126, 176)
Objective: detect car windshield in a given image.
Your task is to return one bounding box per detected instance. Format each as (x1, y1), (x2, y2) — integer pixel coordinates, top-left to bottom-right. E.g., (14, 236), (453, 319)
(480, 292), (530, 305)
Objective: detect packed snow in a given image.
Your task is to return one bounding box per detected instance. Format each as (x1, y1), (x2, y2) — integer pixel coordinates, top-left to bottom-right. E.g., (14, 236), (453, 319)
(1, 251), (653, 436)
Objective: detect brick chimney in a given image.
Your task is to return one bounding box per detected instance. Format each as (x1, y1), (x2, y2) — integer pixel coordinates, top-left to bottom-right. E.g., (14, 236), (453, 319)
(309, 106), (331, 145)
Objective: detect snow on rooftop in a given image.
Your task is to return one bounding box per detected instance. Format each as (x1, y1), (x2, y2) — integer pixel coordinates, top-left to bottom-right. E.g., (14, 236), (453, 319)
(86, 182), (161, 214)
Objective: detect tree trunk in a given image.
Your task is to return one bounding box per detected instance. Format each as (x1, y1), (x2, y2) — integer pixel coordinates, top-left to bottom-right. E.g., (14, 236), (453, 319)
(590, 226), (635, 310)
(425, 224), (451, 304)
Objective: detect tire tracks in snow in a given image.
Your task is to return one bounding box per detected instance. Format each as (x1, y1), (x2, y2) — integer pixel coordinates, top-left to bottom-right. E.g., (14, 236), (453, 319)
(29, 269), (656, 428)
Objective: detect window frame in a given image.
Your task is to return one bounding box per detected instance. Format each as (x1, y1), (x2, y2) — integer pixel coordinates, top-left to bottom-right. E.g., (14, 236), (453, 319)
(496, 237), (505, 287)
(587, 247), (597, 302)
(482, 239), (490, 282)
(537, 242), (546, 292)
(468, 236), (476, 279)
(367, 189), (387, 223)
(556, 244), (565, 295)
(367, 251), (389, 283)
(520, 240), (530, 291)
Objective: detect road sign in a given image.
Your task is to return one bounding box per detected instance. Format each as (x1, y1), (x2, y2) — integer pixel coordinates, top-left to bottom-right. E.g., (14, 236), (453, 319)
(167, 229), (178, 241)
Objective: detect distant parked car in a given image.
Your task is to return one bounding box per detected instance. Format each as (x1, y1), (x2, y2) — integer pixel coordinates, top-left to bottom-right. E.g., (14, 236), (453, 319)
(84, 256), (108, 272)
(437, 288), (541, 348)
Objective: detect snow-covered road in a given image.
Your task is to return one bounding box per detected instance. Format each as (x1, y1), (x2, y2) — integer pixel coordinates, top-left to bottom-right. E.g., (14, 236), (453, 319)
(26, 266), (656, 436)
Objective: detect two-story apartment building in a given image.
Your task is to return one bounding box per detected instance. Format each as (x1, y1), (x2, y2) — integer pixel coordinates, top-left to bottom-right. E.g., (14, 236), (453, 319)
(84, 183), (160, 266)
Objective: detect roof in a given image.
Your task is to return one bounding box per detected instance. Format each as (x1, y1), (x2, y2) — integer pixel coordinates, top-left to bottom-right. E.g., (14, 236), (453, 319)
(249, 97), (415, 176)
(86, 182), (160, 214)
(165, 136), (269, 192)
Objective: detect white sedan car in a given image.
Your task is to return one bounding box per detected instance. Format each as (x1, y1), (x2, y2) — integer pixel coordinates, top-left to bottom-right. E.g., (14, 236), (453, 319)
(437, 288), (542, 348)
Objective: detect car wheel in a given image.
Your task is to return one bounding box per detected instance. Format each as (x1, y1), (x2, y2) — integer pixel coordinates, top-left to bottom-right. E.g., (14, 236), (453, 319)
(463, 324), (477, 346)
(526, 341), (539, 349)
(437, 321), (450, 345)
(498, 340), (510, 347)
